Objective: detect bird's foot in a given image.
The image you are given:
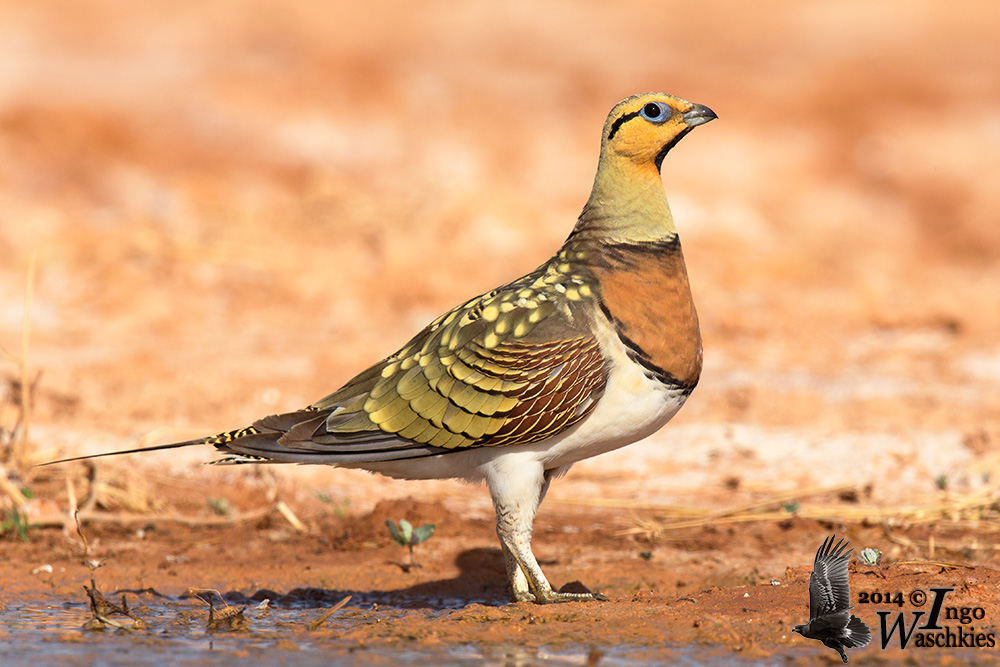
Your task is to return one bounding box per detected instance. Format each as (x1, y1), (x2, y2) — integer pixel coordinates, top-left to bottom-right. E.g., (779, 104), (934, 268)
(533, 590), (609, 604)
(508, 585), (609, 604)
(508, 587), (537, 603)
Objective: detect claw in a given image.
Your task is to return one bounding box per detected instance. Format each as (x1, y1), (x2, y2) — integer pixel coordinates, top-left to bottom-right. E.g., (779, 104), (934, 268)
(526, 589), (608, 605)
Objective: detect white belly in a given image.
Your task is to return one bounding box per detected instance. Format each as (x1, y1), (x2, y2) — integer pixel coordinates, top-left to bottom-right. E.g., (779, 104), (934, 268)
(531, 316), (689, 470)
(360, 314), (690, 482)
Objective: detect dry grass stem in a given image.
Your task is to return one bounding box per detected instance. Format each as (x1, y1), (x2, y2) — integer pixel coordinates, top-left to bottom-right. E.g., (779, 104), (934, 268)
(12, 251), (37, 470)
(309, 595), (352, 631)
(32, 504), (274, 529)
(64, 474), (79, 537)
(0, 468), (28, 509)
(75, 509), (147, 631)
(623, 481), (1000, 540)
(556, 482), (857, 514)
(893, 560), (975, 570)
(276, 499), (307, 533)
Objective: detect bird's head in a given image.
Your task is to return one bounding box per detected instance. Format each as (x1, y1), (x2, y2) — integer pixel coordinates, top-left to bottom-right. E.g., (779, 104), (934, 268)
(600, 92), (716, 173)
(792, 624), (806, 636)
(577, 92), (716, 243)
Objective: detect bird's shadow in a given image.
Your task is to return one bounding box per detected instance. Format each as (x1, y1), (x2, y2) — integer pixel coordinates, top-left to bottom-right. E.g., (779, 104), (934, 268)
(177, 547), (511, 610)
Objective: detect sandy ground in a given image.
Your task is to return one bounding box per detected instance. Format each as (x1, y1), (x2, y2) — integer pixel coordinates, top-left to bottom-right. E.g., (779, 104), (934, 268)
(2, 0), (1000, 663)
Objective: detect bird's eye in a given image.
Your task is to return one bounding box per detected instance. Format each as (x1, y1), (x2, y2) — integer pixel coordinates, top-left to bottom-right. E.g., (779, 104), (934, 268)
(640, 102), (668, 122)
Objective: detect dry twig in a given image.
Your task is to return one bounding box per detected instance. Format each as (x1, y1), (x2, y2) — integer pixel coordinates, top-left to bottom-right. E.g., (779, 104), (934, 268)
(622, 481), (1000, 540)
(2, 251), (38, 470)
(309, 595), (352, 631)
(31, 504), (274, 529)
(276, 499), (307, 532)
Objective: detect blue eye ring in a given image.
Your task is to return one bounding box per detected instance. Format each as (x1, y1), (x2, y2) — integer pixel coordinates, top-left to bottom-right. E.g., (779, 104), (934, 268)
(639, 102), (669, 122)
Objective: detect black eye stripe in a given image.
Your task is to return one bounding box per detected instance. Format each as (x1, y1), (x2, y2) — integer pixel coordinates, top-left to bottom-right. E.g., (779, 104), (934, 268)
(606, 109), (642, 141)
(607, 102), (672, 141)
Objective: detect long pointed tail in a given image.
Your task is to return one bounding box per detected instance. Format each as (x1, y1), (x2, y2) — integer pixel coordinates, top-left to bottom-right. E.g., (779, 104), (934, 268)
(38, 438), (211, 466)
(38, 424), (266, 467)
(39, 406), (448, 468)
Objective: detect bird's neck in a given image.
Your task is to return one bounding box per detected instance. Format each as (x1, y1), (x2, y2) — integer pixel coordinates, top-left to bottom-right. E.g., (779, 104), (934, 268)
(570, 157), (678, 247)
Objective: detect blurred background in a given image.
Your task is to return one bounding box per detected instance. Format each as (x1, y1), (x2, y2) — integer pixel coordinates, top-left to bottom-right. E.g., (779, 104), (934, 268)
(1, 0), (999, 508)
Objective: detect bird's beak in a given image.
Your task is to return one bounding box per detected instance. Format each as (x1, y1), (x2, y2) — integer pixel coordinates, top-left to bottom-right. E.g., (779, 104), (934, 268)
(683, 104), (718, 127)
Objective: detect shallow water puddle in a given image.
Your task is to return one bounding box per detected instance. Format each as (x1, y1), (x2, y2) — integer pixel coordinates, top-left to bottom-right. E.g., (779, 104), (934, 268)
(0, 593), (791, 666)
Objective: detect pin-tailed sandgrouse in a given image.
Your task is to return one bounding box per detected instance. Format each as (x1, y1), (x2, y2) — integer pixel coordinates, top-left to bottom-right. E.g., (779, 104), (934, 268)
(50, 93), (716, 604)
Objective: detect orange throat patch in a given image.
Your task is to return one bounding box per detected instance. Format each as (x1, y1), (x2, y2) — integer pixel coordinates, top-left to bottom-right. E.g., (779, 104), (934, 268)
(589, 237), (702, 390)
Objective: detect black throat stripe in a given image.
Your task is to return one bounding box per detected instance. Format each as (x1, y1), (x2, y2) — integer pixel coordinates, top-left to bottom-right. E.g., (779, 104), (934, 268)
(606, 110), (642, 141)
(654, 126), (693, 171)
(619, 329), (696, 391)
(597, 299), (696, 392)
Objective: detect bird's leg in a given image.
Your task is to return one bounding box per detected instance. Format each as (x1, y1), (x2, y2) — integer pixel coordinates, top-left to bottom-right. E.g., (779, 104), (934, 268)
(498, 472), (552, 602)
(489, 464), (606, 604)
(824, 639), (849, 663)
(500, 541), (534, 602)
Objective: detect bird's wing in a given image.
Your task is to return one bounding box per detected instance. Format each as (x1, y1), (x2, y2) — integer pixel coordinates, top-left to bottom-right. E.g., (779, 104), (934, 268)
(806, 608), (852, 635)
(808, 535), (854, 621)
(210, 269), (608, 464)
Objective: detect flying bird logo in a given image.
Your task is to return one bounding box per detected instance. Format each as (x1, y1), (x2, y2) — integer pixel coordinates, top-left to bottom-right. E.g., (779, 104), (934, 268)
(793, 535), (872, 663)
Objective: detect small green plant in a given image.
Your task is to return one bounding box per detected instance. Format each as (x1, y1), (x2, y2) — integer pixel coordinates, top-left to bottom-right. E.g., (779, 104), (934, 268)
(935, 474), (949, 491)
(782, 500), (800, 514)
(386, 518), (435, 569)
(1, 507), (31, 542)
(207, 498), (231, 516)
(858, 547), (886, 579)
(316, 492), (351, 518)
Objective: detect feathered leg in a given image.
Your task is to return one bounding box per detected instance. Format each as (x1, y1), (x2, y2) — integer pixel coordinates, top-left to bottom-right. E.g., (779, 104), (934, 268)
(488, 460), (604, 603)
